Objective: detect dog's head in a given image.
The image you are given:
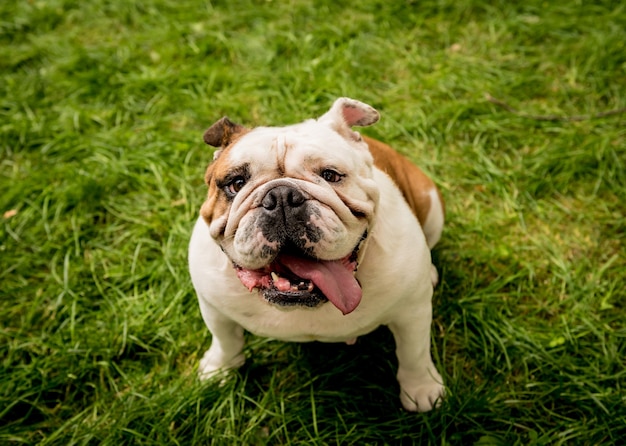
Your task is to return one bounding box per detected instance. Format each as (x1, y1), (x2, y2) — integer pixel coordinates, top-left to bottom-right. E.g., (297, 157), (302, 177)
(200, 98), (380, 314)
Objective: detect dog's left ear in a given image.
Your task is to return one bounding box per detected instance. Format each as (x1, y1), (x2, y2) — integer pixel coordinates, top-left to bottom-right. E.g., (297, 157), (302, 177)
(318, 97), (380, 141)
(203, 117), (247, 160)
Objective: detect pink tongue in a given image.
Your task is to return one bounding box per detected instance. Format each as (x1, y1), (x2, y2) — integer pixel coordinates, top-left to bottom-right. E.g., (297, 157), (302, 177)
(279, 255), (362, 315)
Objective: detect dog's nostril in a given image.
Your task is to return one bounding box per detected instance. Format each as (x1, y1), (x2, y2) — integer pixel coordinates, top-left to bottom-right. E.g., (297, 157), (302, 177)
(263, 186), (305, 211)
(262, 191), (278, 210)
(287, 189), (305, 207)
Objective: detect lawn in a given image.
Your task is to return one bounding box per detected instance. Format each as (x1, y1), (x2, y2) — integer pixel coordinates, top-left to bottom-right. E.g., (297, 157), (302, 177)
(1, 0), (625, 444)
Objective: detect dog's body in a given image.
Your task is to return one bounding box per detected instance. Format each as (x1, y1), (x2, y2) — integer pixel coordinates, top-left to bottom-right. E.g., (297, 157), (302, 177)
(189, 98), (445, 411)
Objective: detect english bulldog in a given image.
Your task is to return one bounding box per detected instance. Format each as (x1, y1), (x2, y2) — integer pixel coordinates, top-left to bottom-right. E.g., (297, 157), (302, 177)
(188, 98), (445, 411)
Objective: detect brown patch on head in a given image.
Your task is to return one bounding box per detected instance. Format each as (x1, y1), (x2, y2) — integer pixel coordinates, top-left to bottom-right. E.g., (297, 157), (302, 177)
(364, 136), (444, 226)
(200, 157), (245, 238)
(199, 117), (249, 230)
(200, 161), (230, 229)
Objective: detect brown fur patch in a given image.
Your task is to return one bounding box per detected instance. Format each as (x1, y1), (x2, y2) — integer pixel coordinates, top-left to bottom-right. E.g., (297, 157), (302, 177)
(201, 152), (232, 227)
(365, 136), (444, 226)
(200, 126), (251, 228)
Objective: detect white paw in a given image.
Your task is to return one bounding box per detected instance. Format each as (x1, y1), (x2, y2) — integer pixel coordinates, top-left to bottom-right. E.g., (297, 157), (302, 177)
(398, 373), (445, 412)
(198, 348), (245, 381)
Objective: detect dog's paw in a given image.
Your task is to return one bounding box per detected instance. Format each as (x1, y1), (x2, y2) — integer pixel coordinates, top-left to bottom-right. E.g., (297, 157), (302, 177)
(198, 348), (245, 381)
(398, 374), (445, 412)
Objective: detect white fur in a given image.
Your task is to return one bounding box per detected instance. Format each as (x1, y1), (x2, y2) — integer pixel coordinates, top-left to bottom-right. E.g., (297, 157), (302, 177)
(189, 98), (444, 412)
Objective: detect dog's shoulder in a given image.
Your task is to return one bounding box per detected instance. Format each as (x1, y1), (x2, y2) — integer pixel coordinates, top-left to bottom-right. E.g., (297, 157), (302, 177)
(364, 136), (444, 228)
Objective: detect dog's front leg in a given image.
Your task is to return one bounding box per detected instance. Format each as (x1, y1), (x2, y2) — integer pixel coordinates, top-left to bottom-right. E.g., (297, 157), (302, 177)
(388, 303), (445, 412)
(197, 301), (245, 380)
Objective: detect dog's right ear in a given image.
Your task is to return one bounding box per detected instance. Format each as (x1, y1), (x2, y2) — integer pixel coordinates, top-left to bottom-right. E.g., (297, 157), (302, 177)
(317, 98), (380, 143)
(203, 117), (246, 160)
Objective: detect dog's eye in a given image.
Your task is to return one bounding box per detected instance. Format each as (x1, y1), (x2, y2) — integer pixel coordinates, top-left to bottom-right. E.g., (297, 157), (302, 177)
(321, 169), (344, 183)
(226, 176), (247, 195)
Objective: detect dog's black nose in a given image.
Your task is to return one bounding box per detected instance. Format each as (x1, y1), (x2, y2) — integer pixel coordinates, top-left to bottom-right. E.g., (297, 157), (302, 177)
(261, 186), (306, 211)
(258, 185), (319, 248)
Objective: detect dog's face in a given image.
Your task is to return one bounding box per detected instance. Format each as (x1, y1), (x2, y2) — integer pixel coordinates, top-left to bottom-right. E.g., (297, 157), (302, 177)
(200, 98), (381, 314)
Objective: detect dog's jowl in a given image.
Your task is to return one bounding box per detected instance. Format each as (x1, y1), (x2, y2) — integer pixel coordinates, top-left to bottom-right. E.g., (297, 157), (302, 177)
(189, 97), (445, 412)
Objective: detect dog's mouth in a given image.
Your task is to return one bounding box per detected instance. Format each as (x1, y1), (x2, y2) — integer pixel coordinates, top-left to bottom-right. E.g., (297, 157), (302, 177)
(234, 233), (367, 315)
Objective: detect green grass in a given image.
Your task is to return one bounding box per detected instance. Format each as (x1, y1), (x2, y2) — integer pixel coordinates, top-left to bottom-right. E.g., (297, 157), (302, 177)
(1, 0), (625, 444)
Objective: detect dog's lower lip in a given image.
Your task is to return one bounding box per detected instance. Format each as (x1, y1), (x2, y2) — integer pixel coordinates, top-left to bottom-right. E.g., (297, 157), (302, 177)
(262, 288), (328, 308)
